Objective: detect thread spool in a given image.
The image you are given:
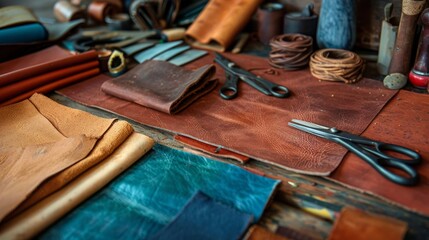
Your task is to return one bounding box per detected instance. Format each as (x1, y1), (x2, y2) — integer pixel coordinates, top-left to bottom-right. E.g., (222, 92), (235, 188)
(269, 34), (313, 70)
(53, 0), (85, 22)
(309, 49), (364, 83)
(88, 1), (117, 23)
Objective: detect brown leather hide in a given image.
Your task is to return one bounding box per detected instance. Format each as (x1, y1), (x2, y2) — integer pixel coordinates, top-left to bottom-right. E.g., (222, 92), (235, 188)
(57, 52), (395, 176)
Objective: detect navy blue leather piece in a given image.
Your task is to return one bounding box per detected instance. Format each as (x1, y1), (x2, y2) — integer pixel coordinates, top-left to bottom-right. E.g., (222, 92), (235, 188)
(150, 191), (253, 240)
(39, 144), (279, 239)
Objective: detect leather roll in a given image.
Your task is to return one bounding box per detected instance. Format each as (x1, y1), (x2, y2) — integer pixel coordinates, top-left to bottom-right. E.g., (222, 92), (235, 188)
(88, 1), (117, 23)
(257, 3), (285, 45)
(53, 0), (85, 22)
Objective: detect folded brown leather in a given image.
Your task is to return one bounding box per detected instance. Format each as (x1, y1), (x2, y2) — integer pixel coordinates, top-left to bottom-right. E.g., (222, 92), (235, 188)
(328, 207), (407, 240)
(0, 46), (98, 87)
(0, 93), (134, 222)
(185, 0), (262, 51)
(101, 60), (217, 114)
(0, 61), (98, 103)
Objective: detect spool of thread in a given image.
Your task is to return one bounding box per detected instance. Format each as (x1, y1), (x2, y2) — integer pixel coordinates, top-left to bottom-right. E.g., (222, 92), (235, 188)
(269, 34), (313, 70)
(257, 3), (285, 45)
(409, 8), (429, 88)
(53, 0), (85, 22)
(88, 1), (117, 23)
(309, 49), (364, 83)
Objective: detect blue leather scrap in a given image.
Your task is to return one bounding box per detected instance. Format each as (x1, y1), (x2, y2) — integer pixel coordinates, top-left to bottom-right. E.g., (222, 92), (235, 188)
(39, 144), (279, 239)
(150, 191), (253, 240)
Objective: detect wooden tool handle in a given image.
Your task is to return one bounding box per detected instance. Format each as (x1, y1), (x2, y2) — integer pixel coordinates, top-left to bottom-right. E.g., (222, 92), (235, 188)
(389, 0), (426, 74)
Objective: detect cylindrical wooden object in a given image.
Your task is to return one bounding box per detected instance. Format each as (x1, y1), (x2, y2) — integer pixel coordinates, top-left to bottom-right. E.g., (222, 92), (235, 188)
(389, 0), (426, 74)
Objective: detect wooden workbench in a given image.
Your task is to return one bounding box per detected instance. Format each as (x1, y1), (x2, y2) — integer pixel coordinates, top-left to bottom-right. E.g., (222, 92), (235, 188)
(48, 86), (429, 239)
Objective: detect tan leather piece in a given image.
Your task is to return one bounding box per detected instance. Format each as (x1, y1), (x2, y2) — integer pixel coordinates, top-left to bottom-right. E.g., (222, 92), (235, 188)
(101, 60), (217, 114)
(9, 94), (134, 218)
(57, 52), (395, 176)
(0, 6), (37, 29)
(246, 225), (289, 240)
(0, 98), (98, 222)
(328, 207), (407, 240)
(330, 90), (429, 216)
(0, 93), (134, 222)
(0, 136), (96, 224)
(0, 133), (154, 239)
(185, 0), (262, 51)
(0, 46), (97, 87)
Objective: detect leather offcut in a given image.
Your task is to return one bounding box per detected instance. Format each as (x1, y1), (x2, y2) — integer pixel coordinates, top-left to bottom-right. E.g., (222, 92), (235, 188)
(101, 60), (217, 114)
(185, 0), (262, 51)
(328, 207), (407, 240)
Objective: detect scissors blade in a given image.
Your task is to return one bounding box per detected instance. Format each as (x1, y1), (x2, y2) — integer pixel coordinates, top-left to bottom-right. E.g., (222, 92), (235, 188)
(288, 119), (336, 140)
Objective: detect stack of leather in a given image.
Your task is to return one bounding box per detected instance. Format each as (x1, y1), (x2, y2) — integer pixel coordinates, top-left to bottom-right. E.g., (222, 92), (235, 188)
(0, 93), (154, 238)
(0, 45), (99, 106)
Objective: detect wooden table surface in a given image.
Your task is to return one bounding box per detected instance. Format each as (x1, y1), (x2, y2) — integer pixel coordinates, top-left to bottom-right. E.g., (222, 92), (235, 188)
(49, 89), (429, 239)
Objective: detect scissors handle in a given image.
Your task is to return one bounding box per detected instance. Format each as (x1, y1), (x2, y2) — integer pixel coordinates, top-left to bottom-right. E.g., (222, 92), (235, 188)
(219, 73), (239, 100)
(239, 74), (290, 98)
(337, 138), (420, 186)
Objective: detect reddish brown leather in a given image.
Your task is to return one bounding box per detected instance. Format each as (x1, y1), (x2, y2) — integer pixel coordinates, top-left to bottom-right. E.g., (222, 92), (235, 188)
(247, 225), (288, 240)
(0, 46), (98, 87)
(175, 135), (250, 163)
(330, 90), (429, 216)
(0, 61), (98, 103)
(57, 52), (395, 175)
(101, 60), (217, 114)
(1, 68), (100, 107)
(328, 207), (407, 240)
(88, 1), (117, 23)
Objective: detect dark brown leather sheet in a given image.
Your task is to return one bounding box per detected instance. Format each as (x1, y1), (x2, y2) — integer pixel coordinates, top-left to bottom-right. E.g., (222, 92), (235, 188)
(331, 90), (429, 215)
(57, 52), (395, 176)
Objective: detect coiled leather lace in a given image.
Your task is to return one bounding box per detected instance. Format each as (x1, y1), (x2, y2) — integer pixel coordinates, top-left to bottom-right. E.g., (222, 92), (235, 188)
(309, 49), (364, 83)
(269, 34), (313, 70)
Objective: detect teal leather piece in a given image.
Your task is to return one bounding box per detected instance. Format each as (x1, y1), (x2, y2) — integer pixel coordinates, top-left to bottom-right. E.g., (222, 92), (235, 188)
(39, 144), (279, 239)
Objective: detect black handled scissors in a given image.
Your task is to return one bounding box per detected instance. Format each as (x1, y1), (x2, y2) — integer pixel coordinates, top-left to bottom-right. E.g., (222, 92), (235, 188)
(214, 53), (290, 100)
(288, 119), (422, 186)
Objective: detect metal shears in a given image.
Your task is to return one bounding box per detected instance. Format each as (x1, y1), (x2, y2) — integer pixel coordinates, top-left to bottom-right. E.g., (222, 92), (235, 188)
(214, 53), (290, 100)
(288, 119), (422, 186)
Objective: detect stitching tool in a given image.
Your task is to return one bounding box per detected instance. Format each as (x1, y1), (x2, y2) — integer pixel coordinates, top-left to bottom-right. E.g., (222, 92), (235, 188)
(214, 53), (290, 100)
(288, 119), (422, 186)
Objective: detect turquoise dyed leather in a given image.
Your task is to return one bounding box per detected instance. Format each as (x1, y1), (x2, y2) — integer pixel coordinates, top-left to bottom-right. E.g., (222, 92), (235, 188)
(39, 144), (279, 239)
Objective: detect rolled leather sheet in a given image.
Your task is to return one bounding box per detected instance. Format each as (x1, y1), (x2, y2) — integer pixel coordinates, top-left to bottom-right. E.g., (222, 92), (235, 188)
(0, 133), (154, 239)
(53, 0), (85, 22)
(88, 1), (118, 23)
(185, 0), (262, 51)
(150, 191), (253, 240)
(0, 46), (98, 87)
(101, 60), (217, 114)
(0, 94), (134, 222)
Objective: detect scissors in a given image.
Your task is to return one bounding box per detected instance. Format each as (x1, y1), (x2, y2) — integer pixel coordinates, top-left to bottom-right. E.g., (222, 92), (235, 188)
(288, 119), (422, 186)
(214, 53), (290, 100)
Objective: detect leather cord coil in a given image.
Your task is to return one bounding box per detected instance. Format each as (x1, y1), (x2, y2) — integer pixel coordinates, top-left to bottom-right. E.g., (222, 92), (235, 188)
(269, 33), (313, 70)
(309, 49), (364, 83)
